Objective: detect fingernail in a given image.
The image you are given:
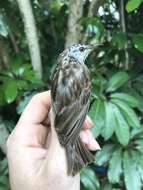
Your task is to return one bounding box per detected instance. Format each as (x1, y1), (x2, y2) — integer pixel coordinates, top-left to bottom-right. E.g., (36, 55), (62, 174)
(86, 116), (93, 126)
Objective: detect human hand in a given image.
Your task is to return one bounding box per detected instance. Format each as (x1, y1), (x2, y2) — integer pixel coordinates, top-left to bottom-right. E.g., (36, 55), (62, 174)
(6, 91), (100, 190)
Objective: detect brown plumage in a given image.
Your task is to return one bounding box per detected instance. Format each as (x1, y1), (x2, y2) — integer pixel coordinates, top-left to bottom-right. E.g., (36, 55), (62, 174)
(51, 44), (97, 175)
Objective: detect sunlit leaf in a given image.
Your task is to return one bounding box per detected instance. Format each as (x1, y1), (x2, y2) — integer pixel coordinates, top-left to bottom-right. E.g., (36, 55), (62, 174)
(126, 0), (142, 12)
(49, 0), (64, 10)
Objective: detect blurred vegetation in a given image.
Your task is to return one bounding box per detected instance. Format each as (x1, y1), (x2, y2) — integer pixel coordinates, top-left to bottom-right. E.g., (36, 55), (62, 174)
(0, 0), (143, 190)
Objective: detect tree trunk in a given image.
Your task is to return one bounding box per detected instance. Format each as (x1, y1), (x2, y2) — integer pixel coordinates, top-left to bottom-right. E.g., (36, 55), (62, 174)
(65, 0), (83, 48)
(16, 0), (42, 79)
(120, 0), (129, 70)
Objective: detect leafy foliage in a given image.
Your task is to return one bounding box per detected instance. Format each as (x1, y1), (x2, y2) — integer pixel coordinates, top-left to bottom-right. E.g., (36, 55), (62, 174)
(126, 0), (143, 12)
(81, 167), (100, 190)
(0, 59), (43, 105)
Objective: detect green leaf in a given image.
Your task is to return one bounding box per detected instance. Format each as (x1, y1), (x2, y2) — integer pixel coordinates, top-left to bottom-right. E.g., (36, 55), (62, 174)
(112, 33), (128, 49)
(130, 150), (143, 167)
(4, 80), (18, 103)
(113, 104), (130, 146)
(0, 159), (8, 176)
(138, 166), (143, 182)
(95, 144), (115, 166)
(11, 59), (23, 76)
(126, 0), (142, 12)
(132, 34), (143, 53)
(50, 0), (64, 10)
(81, 167), (100, 190)
(89, 100), (105, 137)
(111, 93), (139, 108)
(123, 151), (141, 190)
(112, 99), (140, 128)
(82, 17), (104, 40)
(16, 80), (28, 90)
(106, 72), (129, 92)
(108, 148), (122, 183)
(0, 175), (9, 187)
(135, 139), (143, 152)
(127, 89), (143, 112)
(0, 86), (6, 105)
(102, 183), (113, 190)
(130, 128), (143, 139)
(102, 102), (115, 140)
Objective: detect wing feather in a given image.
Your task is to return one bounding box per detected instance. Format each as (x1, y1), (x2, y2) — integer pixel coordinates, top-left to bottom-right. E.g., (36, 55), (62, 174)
(51, 58), (90, 147)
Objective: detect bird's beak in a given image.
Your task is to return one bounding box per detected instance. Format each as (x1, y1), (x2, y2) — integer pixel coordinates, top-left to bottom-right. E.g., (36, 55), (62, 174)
(87, 43), (103, 49)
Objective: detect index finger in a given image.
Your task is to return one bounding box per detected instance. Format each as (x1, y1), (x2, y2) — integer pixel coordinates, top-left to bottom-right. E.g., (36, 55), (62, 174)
(18, 91), (51, 125)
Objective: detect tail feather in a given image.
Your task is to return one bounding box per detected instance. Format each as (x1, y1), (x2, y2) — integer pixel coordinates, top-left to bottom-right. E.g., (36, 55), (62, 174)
(66, 136), (94, 176)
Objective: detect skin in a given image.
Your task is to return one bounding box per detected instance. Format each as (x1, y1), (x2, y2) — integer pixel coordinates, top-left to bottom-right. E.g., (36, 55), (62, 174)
(6, 91), (100, 190)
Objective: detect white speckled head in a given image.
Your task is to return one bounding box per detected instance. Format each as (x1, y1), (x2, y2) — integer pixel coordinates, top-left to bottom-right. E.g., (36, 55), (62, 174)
(61, 44), (101, 64)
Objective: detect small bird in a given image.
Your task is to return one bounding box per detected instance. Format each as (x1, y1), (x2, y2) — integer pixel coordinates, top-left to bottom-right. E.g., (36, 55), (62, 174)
(51, 44), (100, 176)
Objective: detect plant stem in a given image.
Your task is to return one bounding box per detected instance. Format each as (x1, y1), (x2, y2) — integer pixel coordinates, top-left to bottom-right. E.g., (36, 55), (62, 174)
(120, 0), (129, 70)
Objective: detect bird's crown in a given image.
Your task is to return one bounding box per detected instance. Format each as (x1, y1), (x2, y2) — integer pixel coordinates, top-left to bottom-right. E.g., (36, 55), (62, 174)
(60, 44), (101, 64)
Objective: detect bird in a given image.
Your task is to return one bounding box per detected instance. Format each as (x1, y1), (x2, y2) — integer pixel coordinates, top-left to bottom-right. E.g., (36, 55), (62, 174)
(51, 43), (101, 176)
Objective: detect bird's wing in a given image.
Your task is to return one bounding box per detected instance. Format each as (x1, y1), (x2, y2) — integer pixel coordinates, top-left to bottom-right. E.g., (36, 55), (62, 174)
(51, 59), (91, 146)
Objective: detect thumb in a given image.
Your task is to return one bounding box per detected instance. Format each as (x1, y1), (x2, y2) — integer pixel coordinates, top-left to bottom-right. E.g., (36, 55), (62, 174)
(9, 91), (51, 148)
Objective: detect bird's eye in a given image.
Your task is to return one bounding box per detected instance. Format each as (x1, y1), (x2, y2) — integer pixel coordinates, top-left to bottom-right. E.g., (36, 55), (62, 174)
(79, 47), (85, 52)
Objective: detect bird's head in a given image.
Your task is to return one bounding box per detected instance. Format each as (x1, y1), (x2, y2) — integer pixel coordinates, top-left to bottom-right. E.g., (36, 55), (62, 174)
(65, 44), (102, 64)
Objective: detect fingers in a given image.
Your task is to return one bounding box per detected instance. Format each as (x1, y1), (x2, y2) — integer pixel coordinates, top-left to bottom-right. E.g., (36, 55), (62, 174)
(10, 90), (99, 153)
(80, 130), (101, 151)
(82, 116), (100, 151)
(83, 116), (93, 130)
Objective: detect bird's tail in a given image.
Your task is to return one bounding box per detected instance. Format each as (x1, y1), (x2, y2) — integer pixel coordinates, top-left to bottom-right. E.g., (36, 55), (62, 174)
(65, 136), (95, 176)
